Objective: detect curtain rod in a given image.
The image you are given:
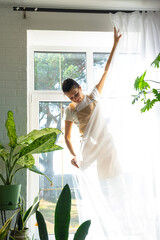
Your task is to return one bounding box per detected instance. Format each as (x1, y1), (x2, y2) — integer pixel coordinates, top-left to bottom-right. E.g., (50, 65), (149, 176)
(13, 6), (138, 14)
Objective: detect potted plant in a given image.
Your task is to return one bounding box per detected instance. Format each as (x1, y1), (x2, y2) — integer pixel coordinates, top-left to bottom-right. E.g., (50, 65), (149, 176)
(36, 184), (91, 240)
(0, 110), (63, 210)
(132, 53), (160, 112)
(9, 195), (40, 240)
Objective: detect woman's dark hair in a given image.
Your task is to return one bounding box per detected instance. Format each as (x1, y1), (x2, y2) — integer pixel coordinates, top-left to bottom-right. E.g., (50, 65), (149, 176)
(62, 78), (79, 92)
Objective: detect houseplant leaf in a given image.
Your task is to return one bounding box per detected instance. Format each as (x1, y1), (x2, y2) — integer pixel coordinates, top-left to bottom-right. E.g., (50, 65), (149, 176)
(73, 220), (91, 240)
(36, 210), (49, 240)
(0, 148), (9, 162)
(152, 88), (160, 101)
(54, 184), (71, 240)
(151, 53), (160, 68)
(0, 209), (19, 239)
(18, 132), (62, 158)
(26, 165), (53, 184)
(17, 154), (35, 166)
(23, 201), (40, 227)
(134, 70), (150, 91)
(17, 128), (62, 145)
(141, 99), (158, 112)
(0, 144), (4, 149)
(17, 212), (23, 230)
(5, 111), (17, 148)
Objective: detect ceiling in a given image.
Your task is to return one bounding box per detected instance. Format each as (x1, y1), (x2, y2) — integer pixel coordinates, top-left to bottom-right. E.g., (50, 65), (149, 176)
(0, 0), (160, 11)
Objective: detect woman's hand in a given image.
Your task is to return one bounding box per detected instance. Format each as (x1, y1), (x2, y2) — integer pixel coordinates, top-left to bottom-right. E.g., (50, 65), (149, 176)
(71, 156), (79, 168)
(114, 27), (122, 46)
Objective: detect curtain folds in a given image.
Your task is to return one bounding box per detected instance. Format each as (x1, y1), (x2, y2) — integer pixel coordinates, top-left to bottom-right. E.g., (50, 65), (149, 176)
(75, 11), (160, 240)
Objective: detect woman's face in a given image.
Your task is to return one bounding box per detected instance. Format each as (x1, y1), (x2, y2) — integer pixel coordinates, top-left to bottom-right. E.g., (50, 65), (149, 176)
(65, 86), (84, 103)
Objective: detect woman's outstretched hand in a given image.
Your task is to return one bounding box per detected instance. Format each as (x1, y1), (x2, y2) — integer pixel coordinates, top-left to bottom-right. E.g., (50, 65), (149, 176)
(71, 156), (79, 168)
(114, 27), (122, 46)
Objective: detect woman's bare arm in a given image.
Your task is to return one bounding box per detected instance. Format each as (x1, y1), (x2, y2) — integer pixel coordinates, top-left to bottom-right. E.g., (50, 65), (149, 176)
(96, 27), (122, 95)
(64, 120), (79, 168)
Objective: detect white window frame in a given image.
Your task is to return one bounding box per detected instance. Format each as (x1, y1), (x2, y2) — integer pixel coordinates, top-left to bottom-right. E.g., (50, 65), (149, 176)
(27, 30), (113, 239)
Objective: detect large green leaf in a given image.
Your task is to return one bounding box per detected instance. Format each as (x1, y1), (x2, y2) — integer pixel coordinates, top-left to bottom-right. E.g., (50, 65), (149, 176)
(134, 70), (150, 91)
(73, 220), (91, 240)
(26, 165), (53, 184)
(17, 128), (62, 145)
(36, 210), (49, 240)
(5, 111), (17, 148)
(17, 154), (35, 166)
(151, 53), (160, 68)
(55, 184), (71, 240)
(18, 132), (62, 158)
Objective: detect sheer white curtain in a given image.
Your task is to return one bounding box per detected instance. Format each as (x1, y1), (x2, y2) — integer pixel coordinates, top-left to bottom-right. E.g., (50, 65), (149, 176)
(99, 11), (160, 240)
(74, 11), (160, 240)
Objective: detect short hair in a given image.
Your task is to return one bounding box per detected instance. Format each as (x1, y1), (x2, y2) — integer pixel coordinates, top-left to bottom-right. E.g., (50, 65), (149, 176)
(62, 78), (79, 92)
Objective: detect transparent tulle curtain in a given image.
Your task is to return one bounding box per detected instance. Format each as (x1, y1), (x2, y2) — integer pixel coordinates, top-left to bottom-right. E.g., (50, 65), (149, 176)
(104, 11), (160, 239)
(74, 11), (160, 240)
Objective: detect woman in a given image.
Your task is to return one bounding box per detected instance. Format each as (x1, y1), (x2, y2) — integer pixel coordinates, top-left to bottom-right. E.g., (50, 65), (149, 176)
(62, 28), (130, 239)
(62, 27), (121, 171)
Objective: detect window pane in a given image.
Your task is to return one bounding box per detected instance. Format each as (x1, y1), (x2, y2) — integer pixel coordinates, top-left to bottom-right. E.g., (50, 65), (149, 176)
(39, 101), (80, 235)
(34, 52), (87, 90)
(93, 53), (109, 84)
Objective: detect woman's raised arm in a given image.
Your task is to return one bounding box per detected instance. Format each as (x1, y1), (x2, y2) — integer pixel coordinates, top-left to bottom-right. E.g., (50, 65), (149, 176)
(96, 27), (122, 95)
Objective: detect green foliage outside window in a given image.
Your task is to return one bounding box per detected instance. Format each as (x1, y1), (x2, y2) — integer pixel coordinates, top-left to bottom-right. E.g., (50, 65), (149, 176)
(34, 52), (87, 90)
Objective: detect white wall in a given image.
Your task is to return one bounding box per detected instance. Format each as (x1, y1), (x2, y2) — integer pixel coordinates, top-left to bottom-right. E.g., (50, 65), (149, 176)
(0, 5), (113, 198)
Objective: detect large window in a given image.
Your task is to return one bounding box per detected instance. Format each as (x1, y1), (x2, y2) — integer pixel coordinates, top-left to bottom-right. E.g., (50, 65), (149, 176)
(27, 30), (111, 239)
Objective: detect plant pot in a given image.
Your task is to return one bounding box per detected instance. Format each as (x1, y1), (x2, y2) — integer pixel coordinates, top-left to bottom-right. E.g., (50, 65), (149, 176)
(0, 184), (21, 210)
(10, 228), (30, 240)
